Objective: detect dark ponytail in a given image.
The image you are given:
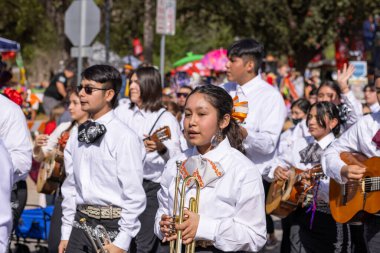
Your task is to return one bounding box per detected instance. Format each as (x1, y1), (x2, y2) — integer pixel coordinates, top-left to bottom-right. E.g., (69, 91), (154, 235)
(186, 85), (245, 153)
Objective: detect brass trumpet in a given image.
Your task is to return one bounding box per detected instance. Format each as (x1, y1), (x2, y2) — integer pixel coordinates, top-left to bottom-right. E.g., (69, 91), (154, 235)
(79, 218), (111, 253)
(169, 161), (201, 253)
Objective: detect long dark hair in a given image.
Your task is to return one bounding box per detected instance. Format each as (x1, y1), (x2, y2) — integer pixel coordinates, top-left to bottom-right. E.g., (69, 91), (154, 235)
(130, 66), (163, 112)
(186, 85), (245, 153)
(306, 101), (341, 137)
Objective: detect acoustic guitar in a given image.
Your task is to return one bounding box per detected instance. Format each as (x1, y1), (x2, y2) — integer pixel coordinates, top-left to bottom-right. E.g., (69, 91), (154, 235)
(37, 131), (69, 194)
(143, 126), (171, 142)
(329, 152), (380, 223)
(266, 165), (325, 218)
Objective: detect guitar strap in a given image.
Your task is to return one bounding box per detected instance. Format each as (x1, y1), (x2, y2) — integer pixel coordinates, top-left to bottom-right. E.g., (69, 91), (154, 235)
(147, 108), (167, 136)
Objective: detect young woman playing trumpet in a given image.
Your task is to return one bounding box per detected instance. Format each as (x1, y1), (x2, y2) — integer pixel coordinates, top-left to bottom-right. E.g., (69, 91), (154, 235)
(155, 85), (267, 252)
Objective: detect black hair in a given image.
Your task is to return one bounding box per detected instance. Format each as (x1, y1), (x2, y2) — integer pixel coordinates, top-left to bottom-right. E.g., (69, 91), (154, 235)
(363, 83), (376, 92)
(309, 87), (318, 96)
(179, 85), (193, 92)
(291, 98), (310, 114)
(227, 38), (264, 74)
(306, 102), (341, 137)
(317, 81), (342, 100)
(186, 85), (245, 153)
(81, 64), (121, 108)
(65, 60), (77, 73)
(129, 66), (163, 112)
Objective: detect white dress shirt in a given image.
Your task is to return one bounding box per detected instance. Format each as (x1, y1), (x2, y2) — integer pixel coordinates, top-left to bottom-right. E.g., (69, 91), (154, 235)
(0, 139), (13, 252)
(267, 119), (311, 181)
(221, 76), (287, 175)
(341, 91), (363, 129)
(61, 110), (146, 251)
(273, 133), (336, 203)
(115, 103), (182, 183)
(154, 138), (267, 252)
(370, 102), (380, 113)
(0, 95), (32, 182)
(277, 119), (311, 158)
(322, 112), (380, 184)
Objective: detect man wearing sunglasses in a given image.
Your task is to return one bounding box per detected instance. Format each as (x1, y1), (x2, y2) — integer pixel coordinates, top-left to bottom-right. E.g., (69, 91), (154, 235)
(59, 65), (146, 253)
(176, 85), (193, 112)
(322, 74), (380, 252)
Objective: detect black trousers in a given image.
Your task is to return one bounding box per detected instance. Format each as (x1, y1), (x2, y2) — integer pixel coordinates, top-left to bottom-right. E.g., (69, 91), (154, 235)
(48, 194), (63, 253)
(130, 179), (161, 253)
(350, 223), (368, 253)
(11, 180), (28, 232)
(281, 212), (295, 253)
(263, 179), (274, 234)
(364, 215), (380, 253)
(65, 211), (119, 253)
(291, 207), (351, 253)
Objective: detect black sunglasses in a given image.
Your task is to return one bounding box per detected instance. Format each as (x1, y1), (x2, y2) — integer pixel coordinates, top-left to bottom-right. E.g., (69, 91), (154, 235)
(77, 85), (111, 95)
(176, 92), (189, 98)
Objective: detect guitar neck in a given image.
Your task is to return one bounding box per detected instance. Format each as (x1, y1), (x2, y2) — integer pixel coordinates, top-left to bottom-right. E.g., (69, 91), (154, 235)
(365, 177), (380, 192)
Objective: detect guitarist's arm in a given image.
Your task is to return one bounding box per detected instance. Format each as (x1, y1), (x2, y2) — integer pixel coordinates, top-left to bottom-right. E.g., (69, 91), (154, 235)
(144, 138), (169, 161)
(322, 119), (366, 184)
(144, 113), (182, 161)
(33, 122), (71, 162)
(33, 134), (49, 162)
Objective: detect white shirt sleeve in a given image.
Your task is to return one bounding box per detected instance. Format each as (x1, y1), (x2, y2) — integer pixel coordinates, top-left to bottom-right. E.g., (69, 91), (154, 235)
(341, 91), (363, 128)
(0, 140), (13, 252)
(60, 134), (77, 240)
(321, 121), (362, 184)
(154, 162), (173, 240)
(196, 175), (267, 252)
(0, 103), (32, 182)
(112, 134), (147, 251)
(243, 94), (286, 155)
(34, 122), (71, 162)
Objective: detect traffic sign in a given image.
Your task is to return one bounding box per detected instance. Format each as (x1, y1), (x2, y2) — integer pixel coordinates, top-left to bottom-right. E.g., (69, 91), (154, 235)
(156, 0), (176, 35)
(70, 47), (93, 58)
(64, 0), (100, 46)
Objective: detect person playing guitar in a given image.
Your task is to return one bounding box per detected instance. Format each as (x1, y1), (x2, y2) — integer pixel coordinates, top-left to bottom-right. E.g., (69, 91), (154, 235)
(271, 101), (350, 252)
(322, 75), (380, 252)
(33, 87), (89, 253)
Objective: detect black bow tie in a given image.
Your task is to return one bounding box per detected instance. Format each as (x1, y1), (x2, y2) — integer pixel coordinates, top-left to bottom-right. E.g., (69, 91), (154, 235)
(78, 120), (107, 144)
(299, 142), (323, 164)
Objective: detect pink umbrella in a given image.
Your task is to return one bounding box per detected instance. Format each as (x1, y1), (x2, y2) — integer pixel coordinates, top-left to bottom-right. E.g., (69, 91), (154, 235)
(201, 48), (228, 72)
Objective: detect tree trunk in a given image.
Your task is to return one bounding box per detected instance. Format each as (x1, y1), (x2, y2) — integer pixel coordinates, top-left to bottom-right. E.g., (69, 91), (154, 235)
(293, 45), (321, 75)
(143, 0), (154, 64)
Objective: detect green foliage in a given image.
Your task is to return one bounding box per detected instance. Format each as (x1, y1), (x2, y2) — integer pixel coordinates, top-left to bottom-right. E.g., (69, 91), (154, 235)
(1, 0), (379, 72)
(0, 0), (57, 62)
